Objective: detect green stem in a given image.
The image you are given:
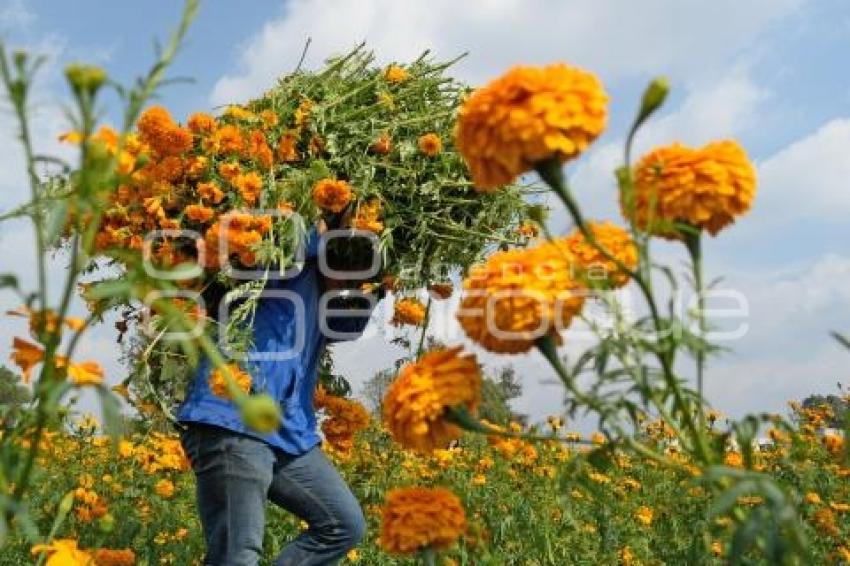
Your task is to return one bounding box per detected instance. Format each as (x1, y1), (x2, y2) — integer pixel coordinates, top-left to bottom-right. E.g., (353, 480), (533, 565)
(420, 546), (437, 566)
(535, 159), (711, 464)
(415, 296), (432, 359)
(684, 229), (706, 429)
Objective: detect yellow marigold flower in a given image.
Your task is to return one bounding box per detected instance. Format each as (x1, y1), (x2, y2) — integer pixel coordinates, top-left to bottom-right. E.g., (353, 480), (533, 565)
(91, 548), (136, 566)
(383, 64), (411, 84)
(382, 347), (481, 453)
(724, 451), (744, 468)
(711, 541), (724, 558)
(391, 297), (427, 327)
(312, 178), (353, 213)
(418, 133), (442, 157)
(634, 506), (654, 526)
(67, 361), (104, 386)
(31, 539), (93, 566)
(455, 63), (608, 191)
(456, 238), (585, 353)
(208, 364), (252, 400)
(619, 546), (636, 566)
(564, 221), (637, 288)
(804, 492), (822, 505)
(628, 140), (757, 238)
(224, 105), (255, 121)
(812, 507), (839, 537)
(829, 501), (850, 513)
(59, 130), (84, 144)
(187, 112), (216, 135)
(379, 487), (466, 555)
(154, 478), (175, 499)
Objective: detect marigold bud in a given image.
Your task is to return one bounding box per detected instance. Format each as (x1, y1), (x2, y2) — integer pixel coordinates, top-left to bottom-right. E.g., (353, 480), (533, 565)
(636, 77), (669, 126)
(240, 394), (281, 433)
(64, 63), (107, 96)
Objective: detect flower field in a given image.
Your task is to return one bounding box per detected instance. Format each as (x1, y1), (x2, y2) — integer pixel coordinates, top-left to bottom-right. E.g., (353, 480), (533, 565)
(0, 400), (849, 564)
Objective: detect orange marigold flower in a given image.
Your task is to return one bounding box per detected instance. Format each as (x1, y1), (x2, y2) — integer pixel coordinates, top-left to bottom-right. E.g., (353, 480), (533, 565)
(185, 155), (209, 179)
(318, 394), (371, 453)
(31, 539), (93, 565)
(382, 346), (481, 453)
(379, 487), (466, 555)
(185, 204), (215, 223)
(455, 63), (608, 191)
(383, 64), (411, 84)
(517, 221), (539, 238)
(208, 364), (252, 399)
(211, 124), (244, 155)
(137, 106), (192, 156)
(233, 171), (264, 206)
(628, 140), (756, 238)
(312, 178), (353, 213)
(391, 297), (427, 327)
(10, 337), (44, 383)
(427, 282), (453, 300)
(417, 133), (442, 157)
(197, 181), (225, 204)
(564, 221), (637, 288)
(276, 132), (300, 162)
(352, 199), (384, 233)
(456, 239), (585, 353)
(370, 133), (392, 155)
(823, 433), (845, 456)
(724, 451), (744, 468)
(260, 109), (279, 128)
(218, 161), (241, 181)
(91, 548), (136, 566)
(154, 478), (175, 499)
(187, 112), (216, 135)
(246, 129), (274, 169)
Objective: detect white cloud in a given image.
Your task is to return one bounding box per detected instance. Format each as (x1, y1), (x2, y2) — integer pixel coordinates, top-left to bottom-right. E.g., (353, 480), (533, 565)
(707, 253), (850, 415)
(0, 0), (35, 31)
(752, 118), (850, 225)
(211, 0), (802, 105)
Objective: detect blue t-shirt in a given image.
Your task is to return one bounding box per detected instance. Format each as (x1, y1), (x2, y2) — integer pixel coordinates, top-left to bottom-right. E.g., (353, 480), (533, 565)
(177, 229), (373, 455)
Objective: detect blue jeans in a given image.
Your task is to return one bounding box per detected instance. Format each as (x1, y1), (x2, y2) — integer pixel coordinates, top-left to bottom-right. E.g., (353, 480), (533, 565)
(179, 423), (366, 565)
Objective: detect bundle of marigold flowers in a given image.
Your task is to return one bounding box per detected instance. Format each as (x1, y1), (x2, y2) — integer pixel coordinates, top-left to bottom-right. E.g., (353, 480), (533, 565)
(64, 45), (526, 309)
(57, 45), (527, 413)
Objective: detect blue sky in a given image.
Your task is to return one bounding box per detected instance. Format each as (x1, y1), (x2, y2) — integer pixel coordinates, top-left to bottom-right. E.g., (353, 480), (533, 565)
(1, 0), (849, 423)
